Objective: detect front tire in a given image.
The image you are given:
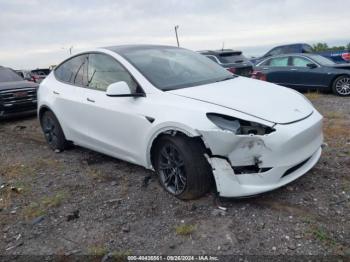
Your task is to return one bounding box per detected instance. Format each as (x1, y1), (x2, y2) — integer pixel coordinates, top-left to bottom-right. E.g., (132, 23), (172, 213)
(40, 110), (68, 151)
(332, 75), (350, 96)
(154, 135), (212, 200)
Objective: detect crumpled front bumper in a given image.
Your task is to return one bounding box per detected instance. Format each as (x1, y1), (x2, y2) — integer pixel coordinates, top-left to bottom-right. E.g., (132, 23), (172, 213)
(199, 110), (323, 197)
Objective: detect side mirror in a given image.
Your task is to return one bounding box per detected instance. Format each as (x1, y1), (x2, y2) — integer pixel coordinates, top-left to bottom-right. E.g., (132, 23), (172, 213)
(106, 81), (131, 96)
(106, 82), (145, 97)
(306, 63), (317, 69)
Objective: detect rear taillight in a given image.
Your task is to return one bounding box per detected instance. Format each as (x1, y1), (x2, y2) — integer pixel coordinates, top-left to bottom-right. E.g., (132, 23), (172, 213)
(226, 67), (236, 74)
(251, 70), (267, 81)
(31, 75), (40, 83)
(341, 52), (350, 61)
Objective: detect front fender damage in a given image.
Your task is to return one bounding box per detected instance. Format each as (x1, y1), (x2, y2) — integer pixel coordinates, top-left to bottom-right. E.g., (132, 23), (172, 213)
(199, 129), (273, 196)
(200, 130), (271, 167)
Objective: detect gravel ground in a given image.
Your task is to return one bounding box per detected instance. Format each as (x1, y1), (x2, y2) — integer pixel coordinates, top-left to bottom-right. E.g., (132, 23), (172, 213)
(0, 93), (349, 259)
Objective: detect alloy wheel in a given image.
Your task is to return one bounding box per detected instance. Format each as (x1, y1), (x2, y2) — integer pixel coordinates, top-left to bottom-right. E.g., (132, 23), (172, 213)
(335, 77), (350, 95)
(158, 144), (187, 195)
(42, 114), (58, 146)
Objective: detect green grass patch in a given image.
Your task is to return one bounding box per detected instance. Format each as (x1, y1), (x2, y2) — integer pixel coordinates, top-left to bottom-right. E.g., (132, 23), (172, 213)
(175, 224), (196, 236)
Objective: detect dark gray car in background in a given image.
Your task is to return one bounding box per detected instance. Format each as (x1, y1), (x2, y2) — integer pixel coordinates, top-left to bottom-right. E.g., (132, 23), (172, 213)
(198, 49), (253, 77)
(0, 66), (39, 118)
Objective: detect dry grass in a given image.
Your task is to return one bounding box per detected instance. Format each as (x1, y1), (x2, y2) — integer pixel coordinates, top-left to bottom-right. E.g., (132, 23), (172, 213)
(175, 224), (196, 236)
(304, 92), (321, 100)
(0, 182), (31, 210)
(111, 250), (132, 262)
(0, 158), (63, 180)
(87, 246), (108, 256)
(324, 111), (345, 120)
(41, 191), (67, 208)
(323, 120), (350, 147)
(23, 202), (46, 219)
(0, 158), (64, 210)
(22, 191), (67, 219)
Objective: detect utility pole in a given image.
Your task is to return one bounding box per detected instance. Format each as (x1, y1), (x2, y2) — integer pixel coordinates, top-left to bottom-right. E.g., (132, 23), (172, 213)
(174, 25), (180, 47)
(69, 46), (73, 55)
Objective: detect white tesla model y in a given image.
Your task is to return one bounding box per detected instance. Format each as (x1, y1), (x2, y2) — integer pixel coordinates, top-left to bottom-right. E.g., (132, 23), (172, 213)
(38, 45), (323, 199)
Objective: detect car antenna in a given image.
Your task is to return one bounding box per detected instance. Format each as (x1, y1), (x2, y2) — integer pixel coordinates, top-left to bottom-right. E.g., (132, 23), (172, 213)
(221, 42), (225, 51)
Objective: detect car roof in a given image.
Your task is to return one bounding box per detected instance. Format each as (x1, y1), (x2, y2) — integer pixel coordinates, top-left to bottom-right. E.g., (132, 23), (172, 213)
(261, 53), (321, 59)
(198, 49), (242, 55)
(104, 44), (179, 54)
(272, 43), (310, 48)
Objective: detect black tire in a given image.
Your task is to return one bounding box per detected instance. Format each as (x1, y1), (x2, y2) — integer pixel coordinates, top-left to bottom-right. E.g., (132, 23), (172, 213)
(154, 135), (212, 200)
(40, 110), (68, 151)
(332, 75), (350, 96)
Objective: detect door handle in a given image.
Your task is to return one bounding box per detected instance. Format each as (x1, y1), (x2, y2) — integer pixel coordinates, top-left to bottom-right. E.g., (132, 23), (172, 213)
(86, 97), (95, 103)
(290, 68), (297, 71)
(53, 91), (60, 95)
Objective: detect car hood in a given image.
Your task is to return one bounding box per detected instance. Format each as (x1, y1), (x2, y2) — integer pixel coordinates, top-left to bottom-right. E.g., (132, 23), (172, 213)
(329, 64), (350, 70)
(0, 80), (38, 91)
(168, 77), (314, 124)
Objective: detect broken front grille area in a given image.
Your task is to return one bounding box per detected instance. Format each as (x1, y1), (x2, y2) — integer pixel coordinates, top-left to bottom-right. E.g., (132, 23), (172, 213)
(0, 87), (37, 107)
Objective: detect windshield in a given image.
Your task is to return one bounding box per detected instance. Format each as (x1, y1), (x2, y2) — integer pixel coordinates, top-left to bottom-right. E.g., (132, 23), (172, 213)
(0, 68), (23, 82)
(309, 55), (335, 66)
(218, 53), (247, 64)
(119, 47), (234, 91)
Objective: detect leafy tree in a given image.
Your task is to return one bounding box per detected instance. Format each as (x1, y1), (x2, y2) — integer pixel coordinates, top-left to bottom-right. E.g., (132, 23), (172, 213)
(312, 42), (348, 52)
(312, 43), (329, 52)
(347, 43), (350, 50)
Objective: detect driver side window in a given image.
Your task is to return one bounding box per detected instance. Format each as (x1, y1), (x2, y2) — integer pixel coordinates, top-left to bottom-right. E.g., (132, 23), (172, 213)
(87, 53), (138, 92)
(291, 57), (310, 67)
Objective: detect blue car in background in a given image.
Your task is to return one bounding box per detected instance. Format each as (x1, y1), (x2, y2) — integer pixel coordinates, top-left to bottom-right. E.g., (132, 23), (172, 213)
(251, 43), (350, 65)
(252, 53), (350, 96)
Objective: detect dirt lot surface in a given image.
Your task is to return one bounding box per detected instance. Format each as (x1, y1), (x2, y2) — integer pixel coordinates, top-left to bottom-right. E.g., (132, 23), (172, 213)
(0, 94), (349, 259)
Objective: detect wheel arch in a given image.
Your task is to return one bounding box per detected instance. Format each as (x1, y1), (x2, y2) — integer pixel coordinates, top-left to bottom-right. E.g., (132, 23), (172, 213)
(38, 105), (52, 120)
(330, 73), (350, 88)
(38, 105), (70, 141)
(146, 126), (204, 169)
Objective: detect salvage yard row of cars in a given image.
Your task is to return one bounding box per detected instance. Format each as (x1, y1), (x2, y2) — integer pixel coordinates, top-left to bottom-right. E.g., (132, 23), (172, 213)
(1, 43), (349, 200)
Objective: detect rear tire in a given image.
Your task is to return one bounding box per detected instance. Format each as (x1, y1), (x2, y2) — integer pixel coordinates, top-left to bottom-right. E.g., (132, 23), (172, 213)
(40, 110), (68, 151)
(154, 135), (212, 200)
(332, 75), (350, 96)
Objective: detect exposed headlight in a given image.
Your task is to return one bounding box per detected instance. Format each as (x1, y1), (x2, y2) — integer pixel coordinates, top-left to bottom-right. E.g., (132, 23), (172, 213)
(207, 113), (275, 135)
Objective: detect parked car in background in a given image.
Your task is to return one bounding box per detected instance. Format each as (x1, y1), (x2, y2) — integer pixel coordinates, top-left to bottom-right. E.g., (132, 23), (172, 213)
(30, 68), (51, 83)
(198, 49), (253, 77)
(0, 66), (39, 118)
(252, 53), (350, 96)
(38, 45), (323, 200)
(15, 70), (32, 81)
(251, 43), (350, 65)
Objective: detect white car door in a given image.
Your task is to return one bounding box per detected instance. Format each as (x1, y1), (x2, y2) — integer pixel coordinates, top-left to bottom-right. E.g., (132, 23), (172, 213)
(77, 53), (152, 164)
(51, 54), (91, 143)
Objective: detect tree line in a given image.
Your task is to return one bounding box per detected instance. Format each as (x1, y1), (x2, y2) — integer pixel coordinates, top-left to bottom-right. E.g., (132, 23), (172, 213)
(312, 42), (350, 52)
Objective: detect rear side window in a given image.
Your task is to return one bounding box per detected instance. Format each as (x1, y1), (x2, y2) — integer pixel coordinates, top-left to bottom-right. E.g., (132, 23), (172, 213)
(268, 47), (283, 56)
(269, 57), (289, 67)
(282, 45), (297, 54)
(302, 45), (313, 53)
(205, 55), (218, 63)
(55, 55), (88, 85)
(218, 53), (247, 64)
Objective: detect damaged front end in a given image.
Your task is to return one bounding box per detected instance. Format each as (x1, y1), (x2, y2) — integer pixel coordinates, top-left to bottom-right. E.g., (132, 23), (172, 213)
(199, 111), (323, 197)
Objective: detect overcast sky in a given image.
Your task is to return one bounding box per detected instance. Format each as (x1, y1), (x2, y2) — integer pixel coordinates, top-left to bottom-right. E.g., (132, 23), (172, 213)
(1, 0), (349, 69)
